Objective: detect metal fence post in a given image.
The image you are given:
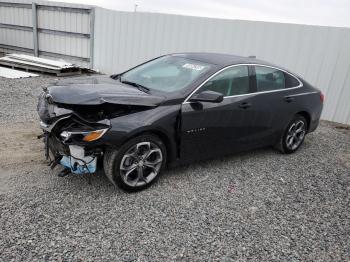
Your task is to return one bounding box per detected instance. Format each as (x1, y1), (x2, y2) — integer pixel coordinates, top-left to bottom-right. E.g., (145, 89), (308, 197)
(89, 7), (95, 69)
(32, 2), (39, 57)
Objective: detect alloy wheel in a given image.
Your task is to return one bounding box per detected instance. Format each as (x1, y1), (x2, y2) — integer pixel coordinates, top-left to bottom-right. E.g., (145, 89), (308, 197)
(119, 142), (163, 187)
(285, 120), (306, 150)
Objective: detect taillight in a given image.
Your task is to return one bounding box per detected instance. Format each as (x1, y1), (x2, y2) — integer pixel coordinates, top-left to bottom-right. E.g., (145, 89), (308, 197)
(320, 92), (325, 103)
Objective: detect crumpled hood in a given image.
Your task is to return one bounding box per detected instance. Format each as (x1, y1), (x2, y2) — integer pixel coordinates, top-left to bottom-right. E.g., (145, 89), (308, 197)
(47, 75), (166, 107)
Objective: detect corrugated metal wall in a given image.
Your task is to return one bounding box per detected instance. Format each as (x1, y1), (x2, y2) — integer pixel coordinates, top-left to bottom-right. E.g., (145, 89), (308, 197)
(0, 0), (93, 67)
(0, 4), (33, 49)
(36, 7), (91, 61)
(94, 8), (350, 125)
(0, 2), (349, 124)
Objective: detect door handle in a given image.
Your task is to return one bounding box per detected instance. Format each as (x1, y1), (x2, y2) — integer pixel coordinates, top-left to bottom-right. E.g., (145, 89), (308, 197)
(239, 102), (251, 109)
(284, 96), (295, 103)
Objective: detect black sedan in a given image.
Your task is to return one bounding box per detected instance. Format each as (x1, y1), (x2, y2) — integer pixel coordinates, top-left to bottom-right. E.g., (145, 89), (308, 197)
(37, 53), (324, 191)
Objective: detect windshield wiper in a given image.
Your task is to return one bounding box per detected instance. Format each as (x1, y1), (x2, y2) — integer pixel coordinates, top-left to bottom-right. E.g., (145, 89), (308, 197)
(110, 74), (120, 80)
(120, 80), (150, 93)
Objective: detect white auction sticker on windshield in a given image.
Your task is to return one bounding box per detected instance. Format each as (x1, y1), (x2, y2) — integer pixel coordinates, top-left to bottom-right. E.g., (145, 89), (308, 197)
(182, 63), (205, 71)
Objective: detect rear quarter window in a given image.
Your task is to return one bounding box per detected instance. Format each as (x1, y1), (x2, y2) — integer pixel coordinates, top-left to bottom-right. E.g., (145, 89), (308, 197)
(284, 72), (301, 88)
(255, 66), (285, 92)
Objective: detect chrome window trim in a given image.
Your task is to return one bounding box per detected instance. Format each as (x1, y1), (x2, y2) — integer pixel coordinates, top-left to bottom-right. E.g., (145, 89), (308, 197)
(183, 63), (303, 104)
(286, 91), (318, 97)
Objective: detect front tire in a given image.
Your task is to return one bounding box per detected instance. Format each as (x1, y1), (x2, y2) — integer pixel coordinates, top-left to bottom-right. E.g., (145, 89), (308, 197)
(277, 115), (307, 154)
(103, 134), (167, 192)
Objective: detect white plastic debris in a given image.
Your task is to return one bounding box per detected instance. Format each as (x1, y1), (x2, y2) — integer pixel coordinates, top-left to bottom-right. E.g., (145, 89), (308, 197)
(4, 54), (75, 69)
(0, 66), (38, 79)
(0, 54), (82, 76)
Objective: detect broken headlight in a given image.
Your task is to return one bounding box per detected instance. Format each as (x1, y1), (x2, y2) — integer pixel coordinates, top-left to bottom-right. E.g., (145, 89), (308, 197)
(60, 128), (109, 143)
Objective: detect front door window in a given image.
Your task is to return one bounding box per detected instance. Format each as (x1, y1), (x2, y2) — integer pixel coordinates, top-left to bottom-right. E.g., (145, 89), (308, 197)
(198, 65), (250, 97)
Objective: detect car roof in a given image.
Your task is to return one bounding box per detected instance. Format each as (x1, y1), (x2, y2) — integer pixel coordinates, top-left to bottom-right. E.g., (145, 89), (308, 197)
(172, 52), (276, 68)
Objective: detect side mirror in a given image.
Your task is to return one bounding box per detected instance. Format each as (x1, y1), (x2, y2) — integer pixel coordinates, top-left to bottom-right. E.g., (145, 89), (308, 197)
(189, 90), (224, 103)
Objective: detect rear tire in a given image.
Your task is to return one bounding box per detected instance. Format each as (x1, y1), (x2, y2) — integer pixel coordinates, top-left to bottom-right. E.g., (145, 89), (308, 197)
(276, 115), (307, 154)
(103, 134), (167, 192)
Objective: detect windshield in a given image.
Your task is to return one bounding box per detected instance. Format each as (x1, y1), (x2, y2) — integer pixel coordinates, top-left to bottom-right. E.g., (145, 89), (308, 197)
(120, 56), (213, 93)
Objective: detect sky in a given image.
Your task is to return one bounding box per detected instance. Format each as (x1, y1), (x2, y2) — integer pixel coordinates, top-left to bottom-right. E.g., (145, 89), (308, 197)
(52, 0), (350, 28)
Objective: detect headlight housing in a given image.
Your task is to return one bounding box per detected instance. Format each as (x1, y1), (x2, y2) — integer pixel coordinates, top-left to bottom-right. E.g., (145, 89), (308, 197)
(60, 128), (109, 143)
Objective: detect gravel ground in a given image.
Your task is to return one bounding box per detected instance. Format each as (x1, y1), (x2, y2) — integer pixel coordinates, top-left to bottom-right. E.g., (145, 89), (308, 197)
(0, 75), (349, 261)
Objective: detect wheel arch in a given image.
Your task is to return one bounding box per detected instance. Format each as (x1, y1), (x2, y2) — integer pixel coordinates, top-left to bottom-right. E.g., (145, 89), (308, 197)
(120, 128), (175, 166)
(296, 111), (311, 132)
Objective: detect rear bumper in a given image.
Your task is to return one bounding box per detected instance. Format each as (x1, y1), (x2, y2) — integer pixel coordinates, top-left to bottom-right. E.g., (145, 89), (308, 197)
(309, 102), (323, 133)
(309, 118), (320, 133)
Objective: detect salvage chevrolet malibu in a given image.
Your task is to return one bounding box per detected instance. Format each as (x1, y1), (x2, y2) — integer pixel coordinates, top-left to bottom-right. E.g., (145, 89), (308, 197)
(37, 53), (324, 191)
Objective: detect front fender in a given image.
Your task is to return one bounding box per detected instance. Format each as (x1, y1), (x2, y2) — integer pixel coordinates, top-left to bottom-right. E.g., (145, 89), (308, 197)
(101, 104), (181, 162)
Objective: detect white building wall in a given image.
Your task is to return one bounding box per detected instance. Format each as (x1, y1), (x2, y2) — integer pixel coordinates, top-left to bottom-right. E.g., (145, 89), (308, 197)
(94, 8), (350, 124)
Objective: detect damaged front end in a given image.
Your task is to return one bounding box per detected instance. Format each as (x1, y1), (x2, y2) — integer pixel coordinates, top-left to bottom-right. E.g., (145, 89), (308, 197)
(38, 91), (112, 176)
(37, 75), (166, 179)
